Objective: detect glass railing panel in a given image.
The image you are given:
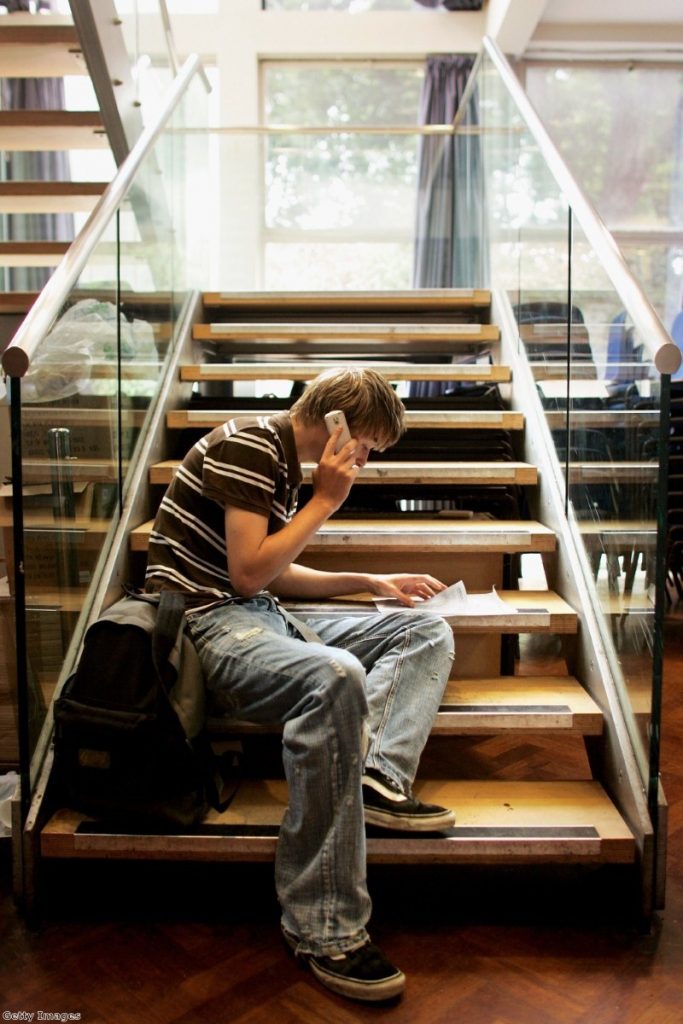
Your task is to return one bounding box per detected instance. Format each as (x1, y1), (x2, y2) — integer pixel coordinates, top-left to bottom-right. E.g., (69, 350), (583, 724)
(468, 52), (572, 500)
(5, 59), (209, 814)
(564, 221), (663, 774)
(13, 218), (123, 753)
(470, 41), (674, 833)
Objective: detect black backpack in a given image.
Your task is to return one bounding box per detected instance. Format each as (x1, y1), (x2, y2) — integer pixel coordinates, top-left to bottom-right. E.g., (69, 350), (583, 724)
(53, 589), (230, 829)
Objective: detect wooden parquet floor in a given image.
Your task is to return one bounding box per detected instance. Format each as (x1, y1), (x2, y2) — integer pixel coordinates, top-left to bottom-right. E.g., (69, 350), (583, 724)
(2, 619), (683, 1023)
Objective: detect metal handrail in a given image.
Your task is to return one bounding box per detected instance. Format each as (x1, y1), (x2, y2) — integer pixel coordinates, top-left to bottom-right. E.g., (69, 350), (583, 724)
(158, 0), (180, 77)
(1, 53), (206, 379)
(475, 36), (681, 377)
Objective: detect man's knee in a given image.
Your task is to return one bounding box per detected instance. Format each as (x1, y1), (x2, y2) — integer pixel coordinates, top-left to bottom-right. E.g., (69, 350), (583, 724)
(412, 612), (455, 659)
(315, 647), (368, 713)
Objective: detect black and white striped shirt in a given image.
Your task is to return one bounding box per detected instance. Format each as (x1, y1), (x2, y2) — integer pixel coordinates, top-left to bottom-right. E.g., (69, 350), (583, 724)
(145, 413), (301, 609)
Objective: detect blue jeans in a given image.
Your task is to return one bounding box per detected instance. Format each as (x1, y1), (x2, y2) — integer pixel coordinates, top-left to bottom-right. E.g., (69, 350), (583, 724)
(187, 595), (454, 957)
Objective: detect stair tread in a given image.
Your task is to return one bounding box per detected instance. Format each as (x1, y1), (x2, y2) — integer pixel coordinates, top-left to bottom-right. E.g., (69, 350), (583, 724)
(202, 289), (492, 313)
(0, 291), (39, 314)
(130, 517), (556, 553)
(0, 12), (76, 33)
(436, 676), (602, 733)
(0, 241), (70, 268)
(0, 18), (85, 78)
(207, 676), (602, 737)
(40, 780), (634, 864)
(180, 362), (511, 383)
(567, 462), (657, 483)
(282, 590), (577, 633)
(0, 180), (107, 214)
(545, 409), (660, 428)
(168, 408), (524, 430)
(195, 322), (499, 341)
(0, 110), (107, 151)
(149, 459), (537, 486)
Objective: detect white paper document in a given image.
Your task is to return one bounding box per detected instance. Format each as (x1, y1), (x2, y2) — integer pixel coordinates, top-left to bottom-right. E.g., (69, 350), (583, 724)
(374, 580), (518, 617)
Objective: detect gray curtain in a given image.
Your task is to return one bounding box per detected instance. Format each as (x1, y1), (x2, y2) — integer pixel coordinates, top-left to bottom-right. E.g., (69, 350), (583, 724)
(413, 54), (484, 289)
(411, 54), (486, 397)
(0, 0), (75, 291)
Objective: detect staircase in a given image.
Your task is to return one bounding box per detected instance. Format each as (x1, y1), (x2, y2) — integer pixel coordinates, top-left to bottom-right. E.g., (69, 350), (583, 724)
(38, 288), (637, 874)
(0, 11), (111, 338)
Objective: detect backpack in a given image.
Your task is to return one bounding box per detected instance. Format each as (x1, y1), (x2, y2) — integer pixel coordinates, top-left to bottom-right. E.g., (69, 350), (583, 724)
(53, 589), (229, 829)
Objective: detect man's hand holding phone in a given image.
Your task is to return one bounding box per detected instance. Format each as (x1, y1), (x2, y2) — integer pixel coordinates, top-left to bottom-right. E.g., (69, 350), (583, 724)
(311, 409), (359, 513)
(324, 409), (353, 453)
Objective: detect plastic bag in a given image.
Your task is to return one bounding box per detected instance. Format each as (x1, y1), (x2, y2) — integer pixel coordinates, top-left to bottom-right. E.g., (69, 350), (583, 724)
(22, 299), (158, 403)
(0, 771), (18, 837)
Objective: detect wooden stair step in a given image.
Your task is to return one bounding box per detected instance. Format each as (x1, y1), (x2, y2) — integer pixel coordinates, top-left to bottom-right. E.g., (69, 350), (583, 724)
(0, 181), (107, 214)
(545, 409), (659, 428)
(149, 459), (538, 487)
(520, 324), (591, 345)
(0, 241), (70, 267)
(167, 408), (524, 431)
(0, 110), (107, 151)
(22, 458), (125, 485)
(0, 510), (113, 532)
(0, 291), (39, 315)
(10, 588), (89, 612)
(130, 517), (556, 554)
(567, 462), (658, 484)
(194, 322), (499, 343)
(180, 362), (511, 383)
(202, 288), (492, 314)
(578, 520), (655, 553)
(434, 676), (602, 734)
(40, 780), (634, 864)
(0, 16), (86, 78)
(529, 363), (598, 381)
(283, 590), (578, 634)
(205, 676), (602, 738)
(192, 339), (491, 358)
(20, 406), (146, 428)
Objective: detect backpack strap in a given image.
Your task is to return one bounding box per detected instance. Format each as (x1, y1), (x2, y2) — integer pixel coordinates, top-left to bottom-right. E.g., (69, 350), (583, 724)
(151, 589), (239, 814)
(152, 589), (187, 690)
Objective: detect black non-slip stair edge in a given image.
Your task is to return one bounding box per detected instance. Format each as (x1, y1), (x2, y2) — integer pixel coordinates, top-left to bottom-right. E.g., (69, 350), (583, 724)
(74, 822), (600, 841)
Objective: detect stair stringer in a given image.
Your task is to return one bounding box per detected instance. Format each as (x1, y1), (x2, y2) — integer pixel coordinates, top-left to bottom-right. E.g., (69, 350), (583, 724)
(492, 290), (657, 917)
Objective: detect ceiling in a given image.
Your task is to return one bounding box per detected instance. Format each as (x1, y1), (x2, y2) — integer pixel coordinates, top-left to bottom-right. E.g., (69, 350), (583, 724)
(488, 0), (683, 59)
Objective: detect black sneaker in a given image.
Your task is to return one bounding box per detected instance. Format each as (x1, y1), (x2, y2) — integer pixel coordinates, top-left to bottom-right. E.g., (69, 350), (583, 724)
(362, 768), (456, 831)
(283, 927), (405, 1002)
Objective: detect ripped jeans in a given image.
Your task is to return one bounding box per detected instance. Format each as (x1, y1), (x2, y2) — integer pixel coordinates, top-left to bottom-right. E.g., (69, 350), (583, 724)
(186, 595), (455, 957)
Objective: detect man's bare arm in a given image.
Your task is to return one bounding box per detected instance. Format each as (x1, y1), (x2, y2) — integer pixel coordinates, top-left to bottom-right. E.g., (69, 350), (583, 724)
(271, 562), (447, 607)
(225, 430), (357, 597)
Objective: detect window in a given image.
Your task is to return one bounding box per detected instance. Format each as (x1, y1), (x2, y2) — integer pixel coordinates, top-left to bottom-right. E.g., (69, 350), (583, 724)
(526, 64), (683, 327)
(264, 1), (416, 11)
(262, 61), (424, 289)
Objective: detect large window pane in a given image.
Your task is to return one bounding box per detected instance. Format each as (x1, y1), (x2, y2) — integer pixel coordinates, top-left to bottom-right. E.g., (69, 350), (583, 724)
(265, 1), (416, 10)
(263, 62), (424, 288)
(526, 65), (683, 328)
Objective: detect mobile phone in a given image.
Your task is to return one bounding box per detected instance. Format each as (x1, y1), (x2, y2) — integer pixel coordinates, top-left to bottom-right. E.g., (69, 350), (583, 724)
(324, 409), (353, 453)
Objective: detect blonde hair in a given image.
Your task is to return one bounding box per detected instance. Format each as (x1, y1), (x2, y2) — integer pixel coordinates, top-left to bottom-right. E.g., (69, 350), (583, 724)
(290, 366), (405, 451)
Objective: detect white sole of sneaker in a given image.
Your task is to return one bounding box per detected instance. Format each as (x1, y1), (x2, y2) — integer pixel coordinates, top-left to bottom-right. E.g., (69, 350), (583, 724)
(364, 807), (456, 831)
(309, 960), (406, 1002)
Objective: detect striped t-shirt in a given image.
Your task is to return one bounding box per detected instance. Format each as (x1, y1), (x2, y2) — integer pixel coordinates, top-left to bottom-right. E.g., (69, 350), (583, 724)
(145, 413), (301, 609)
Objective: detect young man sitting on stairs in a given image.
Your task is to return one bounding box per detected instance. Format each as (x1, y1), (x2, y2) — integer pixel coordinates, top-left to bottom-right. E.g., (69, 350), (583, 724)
(144, 367), (455, 1003)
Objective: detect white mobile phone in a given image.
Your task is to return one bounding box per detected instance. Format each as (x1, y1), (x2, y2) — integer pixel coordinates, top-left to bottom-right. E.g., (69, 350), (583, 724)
(324, 409), (353, 453)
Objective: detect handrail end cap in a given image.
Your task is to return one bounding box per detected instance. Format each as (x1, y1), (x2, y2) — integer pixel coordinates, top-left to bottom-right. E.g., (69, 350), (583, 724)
(656, 342), (682, 377)
(1, 347), (29, 379)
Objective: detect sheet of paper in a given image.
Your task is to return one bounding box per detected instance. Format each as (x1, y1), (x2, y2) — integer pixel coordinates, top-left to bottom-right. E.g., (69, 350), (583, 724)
(374, 581), (518, 616)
